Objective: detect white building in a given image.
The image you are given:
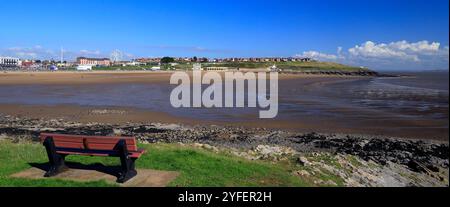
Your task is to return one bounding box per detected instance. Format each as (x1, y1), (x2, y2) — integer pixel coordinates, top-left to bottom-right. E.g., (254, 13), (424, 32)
(0, 57), (21, 67)
(150, 66), (161, 71)
(76, 65), (93, 71)
(192, 63), (202, 71)
(268, 64), (280, 72)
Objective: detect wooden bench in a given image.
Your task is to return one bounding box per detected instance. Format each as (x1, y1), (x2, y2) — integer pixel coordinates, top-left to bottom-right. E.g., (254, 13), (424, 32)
(39, 133), (146, 183)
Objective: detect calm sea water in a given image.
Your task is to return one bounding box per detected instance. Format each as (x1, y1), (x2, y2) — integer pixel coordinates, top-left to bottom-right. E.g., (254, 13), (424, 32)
(0, 71), (448, 131)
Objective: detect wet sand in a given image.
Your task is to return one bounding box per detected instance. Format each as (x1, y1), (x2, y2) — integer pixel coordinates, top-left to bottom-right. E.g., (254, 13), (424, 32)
(0, 103), (447, 141)
(0, 71), (448, 141)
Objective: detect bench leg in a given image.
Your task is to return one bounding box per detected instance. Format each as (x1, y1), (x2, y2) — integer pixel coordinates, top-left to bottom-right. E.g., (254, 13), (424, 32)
(117, 139), (137, 183)
(43, 137), (67, 177)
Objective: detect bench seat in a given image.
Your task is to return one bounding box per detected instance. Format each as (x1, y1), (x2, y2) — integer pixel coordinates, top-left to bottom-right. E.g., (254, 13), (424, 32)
(39, 133), (146, 158)
(39, 132), (146, 183)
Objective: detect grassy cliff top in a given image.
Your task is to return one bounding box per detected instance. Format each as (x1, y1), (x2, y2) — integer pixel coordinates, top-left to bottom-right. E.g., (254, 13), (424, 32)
(200, 61), (369, 72)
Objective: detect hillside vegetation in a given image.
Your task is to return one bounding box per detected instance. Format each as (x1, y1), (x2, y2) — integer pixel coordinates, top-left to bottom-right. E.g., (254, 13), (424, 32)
(86, 61), (368, 72)
(201, 61), (367, 71)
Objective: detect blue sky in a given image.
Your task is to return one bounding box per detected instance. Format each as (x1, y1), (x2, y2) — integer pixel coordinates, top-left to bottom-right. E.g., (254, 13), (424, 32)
(0, 0), (448, 70)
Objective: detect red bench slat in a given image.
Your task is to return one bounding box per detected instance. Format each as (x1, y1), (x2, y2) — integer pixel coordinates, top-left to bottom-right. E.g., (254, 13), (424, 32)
(52, 136), (136, 145)
(79, 137), (135, 145)
(52, 141), (84, 149)
(48, 142), (138, 151)
(84, 143), (138, 151)
(40, 133), (136, 144)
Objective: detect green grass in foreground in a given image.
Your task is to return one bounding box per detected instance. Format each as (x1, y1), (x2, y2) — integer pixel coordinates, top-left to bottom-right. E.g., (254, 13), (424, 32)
(0, 140), (113, 187)
(0, 140), (310, 187)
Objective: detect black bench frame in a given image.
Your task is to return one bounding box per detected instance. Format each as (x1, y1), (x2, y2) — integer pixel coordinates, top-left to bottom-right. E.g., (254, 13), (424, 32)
(43, 136), (138, 183)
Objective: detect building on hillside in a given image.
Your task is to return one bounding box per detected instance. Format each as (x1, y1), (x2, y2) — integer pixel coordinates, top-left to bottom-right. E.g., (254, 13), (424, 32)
(135, 57), (161, 63)
(133, 56), (313, 64)
(76, 57), (111, 66)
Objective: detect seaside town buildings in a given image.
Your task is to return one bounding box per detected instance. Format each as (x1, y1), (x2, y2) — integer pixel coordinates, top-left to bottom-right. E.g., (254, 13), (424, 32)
(1, 55), (313, 70)
(0, 57), (21, 67)
(134, 57), (312, 64)
(76, 57), (111, 66)
(216, 57), (312, 63)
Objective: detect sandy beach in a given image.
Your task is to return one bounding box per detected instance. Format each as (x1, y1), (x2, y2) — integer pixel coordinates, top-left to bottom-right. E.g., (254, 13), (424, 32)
(0, 71), (176, 85)
(0, 70), (325, 85)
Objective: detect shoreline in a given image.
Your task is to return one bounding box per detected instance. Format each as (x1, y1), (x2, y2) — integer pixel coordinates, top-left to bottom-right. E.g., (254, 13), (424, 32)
(0, 70), (447, 141)
(0, 103), (448, 141)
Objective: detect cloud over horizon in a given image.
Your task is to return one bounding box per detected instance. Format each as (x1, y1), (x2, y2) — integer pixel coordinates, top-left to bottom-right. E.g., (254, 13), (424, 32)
(0, 46), (134, 62)
(297, 40), (449, 71)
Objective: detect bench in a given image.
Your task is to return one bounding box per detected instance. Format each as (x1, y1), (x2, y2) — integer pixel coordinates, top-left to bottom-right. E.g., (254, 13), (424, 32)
(39, 133), (146, 183)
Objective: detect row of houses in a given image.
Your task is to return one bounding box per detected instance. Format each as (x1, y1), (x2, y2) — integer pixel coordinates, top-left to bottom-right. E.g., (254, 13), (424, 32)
(0, 57), (107, 70)
(1, 57), (74, 68)
(134, 57), (312, 64)
(1, 57), (145, 71)
(214, 57), (312, 62)
(76, 57), (146, 67)
(2, 56), (314, 69)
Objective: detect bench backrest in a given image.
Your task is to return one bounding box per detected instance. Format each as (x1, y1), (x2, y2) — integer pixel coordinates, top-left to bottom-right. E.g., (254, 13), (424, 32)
(39, 133), (138, 152)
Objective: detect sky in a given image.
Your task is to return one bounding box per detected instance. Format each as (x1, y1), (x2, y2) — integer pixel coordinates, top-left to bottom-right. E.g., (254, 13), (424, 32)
(0, 0), (448, 71)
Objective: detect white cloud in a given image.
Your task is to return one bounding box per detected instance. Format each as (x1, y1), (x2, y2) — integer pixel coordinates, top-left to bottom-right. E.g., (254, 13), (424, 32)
(348, 41), (418, 61)
(296, 40), (449, 70)
(1, 46), (55, 59)
(1, 46), (134, 61)
(337, 46), (343, 55)
(296, 46), (347, 62)
(79, 49), (102, 56)
(296, 51), (339, 61)
(347, 40), (445, 62)
(390, 40), (440, 53)
(16, 52), (38, 58)
(438, 46), (449, 59)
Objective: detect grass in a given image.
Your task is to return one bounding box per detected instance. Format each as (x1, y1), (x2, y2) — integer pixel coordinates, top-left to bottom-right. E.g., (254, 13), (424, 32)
(0, 140), (312, 187)
(347, 155), (363, 168)
(294, 153), (346, 186)
(200, 61), (367, 72)
(0, 140), (113, 187)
